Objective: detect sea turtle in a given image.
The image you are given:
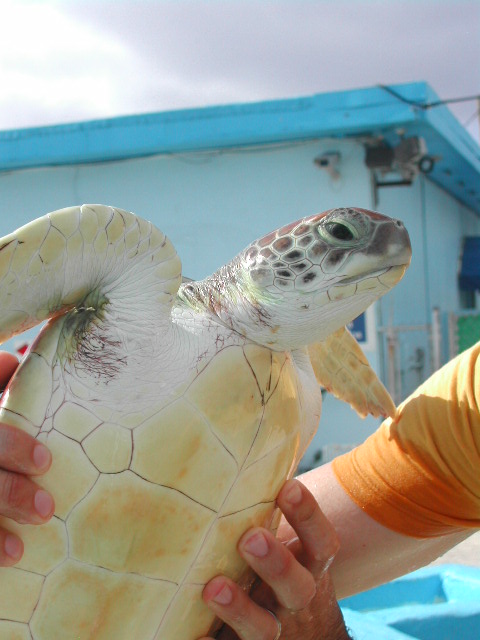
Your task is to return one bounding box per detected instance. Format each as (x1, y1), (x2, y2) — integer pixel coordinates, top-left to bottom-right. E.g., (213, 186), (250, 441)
(0, 204), (411, 639)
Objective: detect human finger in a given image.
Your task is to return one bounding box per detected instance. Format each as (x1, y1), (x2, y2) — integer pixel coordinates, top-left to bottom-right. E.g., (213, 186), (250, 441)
(0, 528), (24, 566)
(238, 527), (316, 611)
(202, 575), (280, 640)
(277, 478), (339, 568)
(0, 423), (51, 476)
(0, 468), (55, 525)
(0, 351), (19, 390)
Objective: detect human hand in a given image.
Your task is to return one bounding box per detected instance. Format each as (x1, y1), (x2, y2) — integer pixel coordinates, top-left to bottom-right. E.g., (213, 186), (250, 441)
(199, 479), (351, 640)
(0, 351), (54, 567)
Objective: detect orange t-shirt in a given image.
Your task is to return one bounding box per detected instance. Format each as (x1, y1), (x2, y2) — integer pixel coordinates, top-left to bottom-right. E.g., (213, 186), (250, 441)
(332, 342), (480, 538)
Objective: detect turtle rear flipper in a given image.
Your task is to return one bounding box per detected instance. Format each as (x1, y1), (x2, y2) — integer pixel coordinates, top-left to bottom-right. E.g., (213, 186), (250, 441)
(308, 327), (396, 419)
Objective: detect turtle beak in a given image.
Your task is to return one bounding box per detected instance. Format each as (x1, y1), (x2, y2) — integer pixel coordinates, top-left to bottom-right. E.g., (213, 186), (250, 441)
(340, 216), (412, 284)
(366, 217), (412, 267)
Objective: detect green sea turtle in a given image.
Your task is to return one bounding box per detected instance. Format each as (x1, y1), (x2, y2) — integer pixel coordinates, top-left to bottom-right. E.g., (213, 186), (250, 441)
(0, 204), (411, 639)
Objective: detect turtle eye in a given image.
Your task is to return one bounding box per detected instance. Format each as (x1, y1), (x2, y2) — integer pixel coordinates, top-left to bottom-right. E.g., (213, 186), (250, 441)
(317, 218), (359, 246)
(324, 222), (355, 241)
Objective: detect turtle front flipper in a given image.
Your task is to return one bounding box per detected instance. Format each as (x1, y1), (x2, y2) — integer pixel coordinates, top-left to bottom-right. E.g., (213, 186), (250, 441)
(0, 204), (182, 431)
(308, 327), (396, 419)
(0, 204), (181, 343)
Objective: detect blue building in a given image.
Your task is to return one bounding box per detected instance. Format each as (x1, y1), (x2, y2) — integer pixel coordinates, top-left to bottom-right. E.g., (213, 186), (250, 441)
(1, 81), (479, 467)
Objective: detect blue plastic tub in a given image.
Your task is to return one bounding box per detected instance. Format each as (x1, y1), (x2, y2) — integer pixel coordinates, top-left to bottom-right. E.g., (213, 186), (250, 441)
(340, 565), (480, 640)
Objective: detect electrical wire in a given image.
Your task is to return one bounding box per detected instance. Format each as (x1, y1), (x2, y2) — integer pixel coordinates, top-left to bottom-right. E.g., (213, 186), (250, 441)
(379, 84), (480, 110)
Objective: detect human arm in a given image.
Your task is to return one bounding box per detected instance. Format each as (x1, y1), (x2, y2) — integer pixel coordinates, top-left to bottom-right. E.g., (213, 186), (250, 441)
(294, 463), (472, 599)
(0, 351), (54, 566)
(321, 340), (480, 596)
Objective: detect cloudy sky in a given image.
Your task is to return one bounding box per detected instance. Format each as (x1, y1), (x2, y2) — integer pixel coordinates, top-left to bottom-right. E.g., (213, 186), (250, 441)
(1, 0), (479, 141)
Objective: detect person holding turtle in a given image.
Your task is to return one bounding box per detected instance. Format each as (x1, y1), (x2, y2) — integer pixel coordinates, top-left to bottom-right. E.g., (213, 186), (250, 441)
(1, 340), (479, 640)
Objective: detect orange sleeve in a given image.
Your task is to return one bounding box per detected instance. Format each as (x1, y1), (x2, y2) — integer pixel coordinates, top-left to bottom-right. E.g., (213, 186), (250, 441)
(332, 342), (480, 538)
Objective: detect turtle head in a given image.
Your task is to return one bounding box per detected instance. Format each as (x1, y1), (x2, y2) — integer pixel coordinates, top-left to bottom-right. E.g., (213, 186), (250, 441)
(228, 207), (411, 350)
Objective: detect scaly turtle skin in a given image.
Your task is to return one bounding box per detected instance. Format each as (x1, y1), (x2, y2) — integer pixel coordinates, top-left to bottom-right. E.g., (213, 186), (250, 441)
(0, 205), (411, 639)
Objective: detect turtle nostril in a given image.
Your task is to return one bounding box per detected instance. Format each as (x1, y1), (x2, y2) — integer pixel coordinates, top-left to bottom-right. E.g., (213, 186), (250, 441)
(394, 219), (404, 228)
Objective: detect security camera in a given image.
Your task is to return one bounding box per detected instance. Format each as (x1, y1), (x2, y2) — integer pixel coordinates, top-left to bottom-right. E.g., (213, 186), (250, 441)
(314, 152), (341, 179)
(314, 152), (340, 169)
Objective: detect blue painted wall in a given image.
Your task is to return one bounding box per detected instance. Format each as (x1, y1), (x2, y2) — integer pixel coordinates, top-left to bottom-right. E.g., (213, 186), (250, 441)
(0, 139), (371, 276)
(0, 134), (479, 466)
(374, 176), (480, 408)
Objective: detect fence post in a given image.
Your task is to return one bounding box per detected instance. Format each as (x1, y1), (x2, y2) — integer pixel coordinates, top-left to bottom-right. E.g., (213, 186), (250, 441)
(448, 313), (458, 359)
(431, 307), (442, 372)
(386, 325), (398, 405)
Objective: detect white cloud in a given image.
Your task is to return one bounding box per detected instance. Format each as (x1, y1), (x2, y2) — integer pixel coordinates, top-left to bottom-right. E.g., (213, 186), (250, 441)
(0, 0), (478, 142)
(0, 1), (140, 126)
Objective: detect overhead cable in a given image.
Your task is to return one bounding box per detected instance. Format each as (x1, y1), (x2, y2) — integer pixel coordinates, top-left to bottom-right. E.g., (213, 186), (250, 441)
(379, 84), (480, 110)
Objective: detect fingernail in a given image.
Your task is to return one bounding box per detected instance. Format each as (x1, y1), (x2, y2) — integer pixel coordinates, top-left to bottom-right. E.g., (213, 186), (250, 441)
(33, 444), (51, 470)
(242, 531), (269, 557)
(4, 534), (22, 560)
(284, 480), (302, 505)
(34, 490), (54, 518)
(212, 583), (233, 605)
